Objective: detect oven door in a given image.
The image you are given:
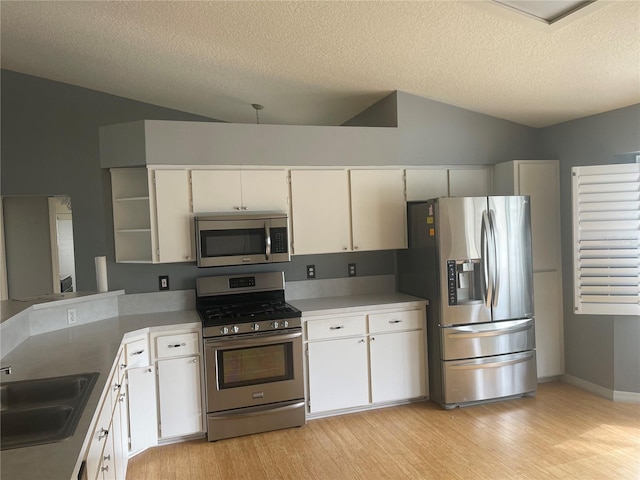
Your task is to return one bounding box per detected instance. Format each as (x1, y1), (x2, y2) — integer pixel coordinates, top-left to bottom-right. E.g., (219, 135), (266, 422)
(204, 330), (303, 413)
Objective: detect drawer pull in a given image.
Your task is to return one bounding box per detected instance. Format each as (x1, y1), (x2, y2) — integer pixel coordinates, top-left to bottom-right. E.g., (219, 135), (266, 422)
(389, 319), (403, 324)
(103, 454), (111, 461)
(120, 363), (127, 369)
(329, 326), (344, 330)
(112, 383), (121, 391)
(168, 343), (187, 348)
(130, 349), (145, 356)
(98, 428), (109, 440)
(101, 465), (109, 473)
(359, 338), (366, 343)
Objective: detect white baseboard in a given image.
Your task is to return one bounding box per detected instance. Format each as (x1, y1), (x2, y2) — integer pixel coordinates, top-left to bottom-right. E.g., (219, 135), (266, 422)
(563, 374), (640, 403)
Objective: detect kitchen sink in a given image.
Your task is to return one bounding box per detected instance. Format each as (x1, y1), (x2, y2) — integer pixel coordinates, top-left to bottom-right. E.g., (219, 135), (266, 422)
(0, 372), (99, 450)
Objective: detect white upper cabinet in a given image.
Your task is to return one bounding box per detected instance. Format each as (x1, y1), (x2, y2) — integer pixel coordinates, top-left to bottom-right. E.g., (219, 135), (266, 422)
(405, 168), (449, 201)
(350, 169), (407, 251)
(290, 170), (351, 255)
(110, 167), (192, 263)
(448, 167), (492, 197)
(153, 170), (192, 263)
(191, 169), (288, 214)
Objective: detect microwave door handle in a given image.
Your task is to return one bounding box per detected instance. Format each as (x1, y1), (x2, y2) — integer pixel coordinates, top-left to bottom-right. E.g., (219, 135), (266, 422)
(265, 222), (271, 260)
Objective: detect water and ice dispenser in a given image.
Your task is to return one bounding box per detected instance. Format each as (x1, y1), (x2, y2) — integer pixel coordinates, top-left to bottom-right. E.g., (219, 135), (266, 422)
(446, 260), (482, 305)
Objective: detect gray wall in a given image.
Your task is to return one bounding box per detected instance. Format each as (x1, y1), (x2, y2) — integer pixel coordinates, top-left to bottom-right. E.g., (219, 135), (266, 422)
(540, 104), (640, 393)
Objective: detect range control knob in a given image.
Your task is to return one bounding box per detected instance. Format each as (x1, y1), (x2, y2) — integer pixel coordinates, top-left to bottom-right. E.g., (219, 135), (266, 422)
(231, 325), (240, 334)
(251, 323), (260, 332)
(282, 320), (289, 328)
(220, 327), (229, 335)
(271, 321), (279, 329)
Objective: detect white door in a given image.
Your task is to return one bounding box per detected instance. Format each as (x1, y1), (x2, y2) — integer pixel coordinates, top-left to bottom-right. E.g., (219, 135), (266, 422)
(350, 169), (406, 251)
(369, 330), (426, 403)
(157, 356), (203, 438)
(533, 271), (564, 378)
(290, 170), (351, 254)
(307, 337), (369, 413)
(153, 170), (192, 262)
(191, 170), (242, 213)
(240, 170), (289, 212)
(518, 162), (560, 272)
(127, 366), (158, 453)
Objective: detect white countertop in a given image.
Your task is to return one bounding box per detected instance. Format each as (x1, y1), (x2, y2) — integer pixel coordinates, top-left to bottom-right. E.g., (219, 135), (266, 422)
(289, 292), (428, 317)
(0, 309), (200, 480)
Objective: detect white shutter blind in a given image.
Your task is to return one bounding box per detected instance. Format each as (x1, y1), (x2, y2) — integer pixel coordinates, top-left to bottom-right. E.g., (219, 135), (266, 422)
(572, 163), (640, 315)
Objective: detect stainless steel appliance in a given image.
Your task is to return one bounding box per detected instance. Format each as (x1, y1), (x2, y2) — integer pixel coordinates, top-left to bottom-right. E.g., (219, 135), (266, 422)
(195, 212), (290, 267)
(397, 196), (537, 409)
(196, 272), (305, 441)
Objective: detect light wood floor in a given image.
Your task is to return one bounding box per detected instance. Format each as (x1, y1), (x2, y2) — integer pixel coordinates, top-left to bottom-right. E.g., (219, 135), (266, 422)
(127, 382), (640, 479)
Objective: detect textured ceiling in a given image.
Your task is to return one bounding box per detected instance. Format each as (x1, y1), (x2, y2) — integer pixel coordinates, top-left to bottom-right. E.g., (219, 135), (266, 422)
(1, 1), (639, 127)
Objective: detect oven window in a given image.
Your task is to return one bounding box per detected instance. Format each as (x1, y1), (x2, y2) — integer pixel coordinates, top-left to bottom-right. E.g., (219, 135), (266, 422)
(218, 342), (293, 389)
(201, 229), (265, 258)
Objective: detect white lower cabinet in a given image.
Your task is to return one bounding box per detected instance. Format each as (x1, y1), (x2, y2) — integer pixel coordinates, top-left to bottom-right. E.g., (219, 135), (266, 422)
(127, 365), (158, 453)
(157, 356), (203, 438)
(370, 329), (426, 403)
(305, 304), (427, 416)
(307, 337), (369, 413)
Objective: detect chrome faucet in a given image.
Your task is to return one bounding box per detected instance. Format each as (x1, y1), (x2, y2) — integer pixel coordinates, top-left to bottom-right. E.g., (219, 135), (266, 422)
(0, 366), (12, 375)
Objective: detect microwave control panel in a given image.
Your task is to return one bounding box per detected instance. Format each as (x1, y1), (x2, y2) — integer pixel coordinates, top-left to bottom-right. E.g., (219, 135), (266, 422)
(271, 228), (288, 253)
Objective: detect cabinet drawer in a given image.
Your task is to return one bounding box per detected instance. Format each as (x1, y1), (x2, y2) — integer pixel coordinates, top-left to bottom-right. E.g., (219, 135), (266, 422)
(125, 338), (149, 368)
(368, 309), (424, 333)
(156, 332), (199, 358)
(306, 315), (366, 341)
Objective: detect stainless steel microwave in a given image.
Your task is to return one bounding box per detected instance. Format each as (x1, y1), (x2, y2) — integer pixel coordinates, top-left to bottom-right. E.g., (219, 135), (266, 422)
(195, 213), (290, 267)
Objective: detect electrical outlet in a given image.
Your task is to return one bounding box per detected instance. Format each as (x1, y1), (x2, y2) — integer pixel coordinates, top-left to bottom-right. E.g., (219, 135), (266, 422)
(348, 263), (357, 277)
(306, 265), (316, 279)
(159, 275), (170, 290)
(67, 308), (77, 325)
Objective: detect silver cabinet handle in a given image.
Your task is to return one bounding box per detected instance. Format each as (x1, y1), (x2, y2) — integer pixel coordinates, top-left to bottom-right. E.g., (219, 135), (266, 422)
(103, 454), (111, 461)
(329, 325), (344, 330)
(388, 319), (402, 324)
(101, 465), (109, 472)
(370, 337), (376, 342)
(131, 349), (145, 356)
(120, 363), (127, 369)
(112, 383), (121, 391)
(98, 428), (109, 440)
(119, 393), (126, 403)
(168, 343), (186, 348)
(359, 338), (366, 343)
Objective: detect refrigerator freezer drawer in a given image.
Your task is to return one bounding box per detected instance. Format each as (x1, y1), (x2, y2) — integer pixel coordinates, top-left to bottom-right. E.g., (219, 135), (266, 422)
(440, 318), (535, 361)
(443, 350), (537, 406)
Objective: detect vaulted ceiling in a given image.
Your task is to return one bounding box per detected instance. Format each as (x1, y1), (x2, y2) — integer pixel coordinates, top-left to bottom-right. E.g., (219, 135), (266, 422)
(1, 1), (638, 127)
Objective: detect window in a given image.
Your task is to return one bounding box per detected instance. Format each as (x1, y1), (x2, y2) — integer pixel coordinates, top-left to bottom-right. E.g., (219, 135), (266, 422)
(572, 163), (640, 315)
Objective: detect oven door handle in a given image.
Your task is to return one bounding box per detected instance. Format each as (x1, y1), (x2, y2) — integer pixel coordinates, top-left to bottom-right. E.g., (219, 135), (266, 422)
(205, 330), (302, 349)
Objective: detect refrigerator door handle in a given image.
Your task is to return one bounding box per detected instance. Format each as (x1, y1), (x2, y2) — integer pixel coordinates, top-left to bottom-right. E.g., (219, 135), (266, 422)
(449, 351), (535, 370)
(446, 323), (532, 339)
(489, 209), (500, 309)
(481, 210), (492, 308)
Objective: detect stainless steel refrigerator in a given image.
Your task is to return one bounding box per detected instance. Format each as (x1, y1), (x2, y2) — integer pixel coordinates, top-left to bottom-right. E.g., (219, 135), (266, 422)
(397, 196), (537, 409)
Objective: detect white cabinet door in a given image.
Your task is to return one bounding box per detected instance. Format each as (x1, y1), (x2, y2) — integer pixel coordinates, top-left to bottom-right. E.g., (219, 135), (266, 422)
(517, 162), (560, 272)
(290, 170), (351, 255)
(157, 356), (203, 438)
(127, 366), (158, 453)
(240, 170), (288, 212)
(448, 167), (491, 197)
(191, 170), (242, 213)
(405, 169), (449, 201)
(350, 169), (406, 251)
(369, 330), (426, 403)
(533, 271), (564, 378)
(153, 170), (192, 263)
(307, 337), (369, 413)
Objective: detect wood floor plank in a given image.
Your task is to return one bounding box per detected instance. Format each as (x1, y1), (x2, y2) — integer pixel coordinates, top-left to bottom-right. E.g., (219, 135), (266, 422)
(126, 382), (640, 480)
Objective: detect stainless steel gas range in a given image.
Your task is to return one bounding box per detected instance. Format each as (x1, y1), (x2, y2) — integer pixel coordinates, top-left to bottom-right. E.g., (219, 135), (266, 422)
(196, 271), (305, 442)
